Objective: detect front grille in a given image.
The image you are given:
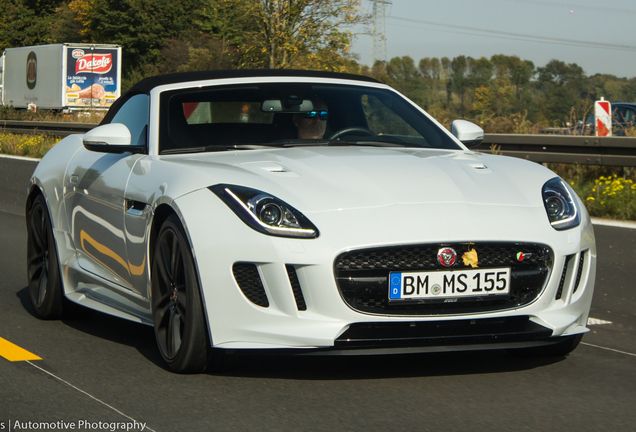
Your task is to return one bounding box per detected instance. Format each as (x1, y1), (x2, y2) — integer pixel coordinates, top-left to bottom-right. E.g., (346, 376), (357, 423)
(334, 242), (553, 315)
(233, 263), (269, 307)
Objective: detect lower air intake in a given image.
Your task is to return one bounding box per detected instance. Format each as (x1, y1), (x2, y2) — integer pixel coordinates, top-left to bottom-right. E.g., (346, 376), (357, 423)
(286, 265), (307, 311)
(233, 263), (269, 307)
(555, 254), (575, 300)
(573, 251), (586, 294)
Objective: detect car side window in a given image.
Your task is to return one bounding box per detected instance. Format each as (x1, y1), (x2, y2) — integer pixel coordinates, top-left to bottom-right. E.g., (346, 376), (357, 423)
(110, 94), (149, 147)
(614, 106), (627, 123)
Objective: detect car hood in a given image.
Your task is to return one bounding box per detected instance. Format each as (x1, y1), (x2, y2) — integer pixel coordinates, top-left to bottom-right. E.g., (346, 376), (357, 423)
(159, 146), (556, 213)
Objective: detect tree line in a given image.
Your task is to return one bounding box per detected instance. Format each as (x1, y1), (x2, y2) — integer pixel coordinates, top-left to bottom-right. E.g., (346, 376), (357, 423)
(365, 55), (636, 128)
(2, 0), (635, 126)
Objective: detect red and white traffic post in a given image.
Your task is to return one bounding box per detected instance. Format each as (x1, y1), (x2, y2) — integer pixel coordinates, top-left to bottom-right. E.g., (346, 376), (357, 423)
(595, 98), (612, 137)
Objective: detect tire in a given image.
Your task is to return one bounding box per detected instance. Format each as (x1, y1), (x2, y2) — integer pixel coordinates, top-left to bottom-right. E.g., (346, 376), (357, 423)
(151, 215), (211, 373)
(509, 334), (584, 358)
(26, 194), (65, 319)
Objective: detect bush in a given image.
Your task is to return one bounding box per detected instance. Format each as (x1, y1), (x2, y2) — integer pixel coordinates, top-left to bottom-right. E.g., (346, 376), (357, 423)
(582, 175), (636, 220)
(0, 106), (105, 123)
(0, 132), (61, 158)
(548, 164), (636, 220)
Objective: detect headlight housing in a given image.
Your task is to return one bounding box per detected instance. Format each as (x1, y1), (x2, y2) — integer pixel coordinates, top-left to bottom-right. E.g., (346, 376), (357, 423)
(210, 184), (319, 238)
(542, 177), (580, 230)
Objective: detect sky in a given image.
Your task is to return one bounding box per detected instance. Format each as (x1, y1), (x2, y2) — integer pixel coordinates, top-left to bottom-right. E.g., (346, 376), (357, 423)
(351, 0), (636, 79)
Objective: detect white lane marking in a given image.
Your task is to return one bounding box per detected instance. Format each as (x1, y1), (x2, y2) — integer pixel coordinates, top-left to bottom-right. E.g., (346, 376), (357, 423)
(0, 153), (41, 162)
(581, 343), (636, 358)
(587, 317), (613, 325)
(591, 217), (636, 229)
(26, 361), (156, 431)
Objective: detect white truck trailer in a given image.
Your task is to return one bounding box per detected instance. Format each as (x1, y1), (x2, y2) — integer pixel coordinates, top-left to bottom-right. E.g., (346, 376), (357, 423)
(1, 43), (121, 110)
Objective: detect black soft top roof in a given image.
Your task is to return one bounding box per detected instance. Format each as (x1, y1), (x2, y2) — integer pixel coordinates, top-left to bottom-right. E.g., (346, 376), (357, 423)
(131, 69), (379, 93)
(102, 69), (380, 125)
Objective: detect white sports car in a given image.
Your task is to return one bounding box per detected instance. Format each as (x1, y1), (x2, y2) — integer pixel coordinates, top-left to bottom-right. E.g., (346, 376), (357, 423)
(26, 70), (596, 373)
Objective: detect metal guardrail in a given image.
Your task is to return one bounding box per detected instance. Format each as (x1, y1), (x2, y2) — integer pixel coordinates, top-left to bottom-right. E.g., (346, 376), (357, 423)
(2, 121), (636, 166)
(0, 120), (98, 136)
(476, 134), (636, 167)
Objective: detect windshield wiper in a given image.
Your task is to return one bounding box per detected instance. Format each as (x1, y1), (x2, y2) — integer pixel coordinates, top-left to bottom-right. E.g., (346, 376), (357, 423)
(227, 143), (285, 150)
(161, 147), (208, 155)
(281, 139), (330, 147)
(161, 143), (280, 155)
(279, 139), (408, 148)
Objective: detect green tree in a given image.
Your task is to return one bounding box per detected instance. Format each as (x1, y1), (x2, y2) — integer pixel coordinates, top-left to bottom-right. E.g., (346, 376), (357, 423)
(0, 0), (62, 49)
(160, 35), (239, 74)
(418, 57), (446, 109)
(87, 0), (205, 84)
(450, 55), (469, 115)
(236, 0), (366, 69)
(194, 0), (254, 61)
(510, 57), (534, 101)
(385, 56), (427, 107)
(419, 57), (441, 80)
(537, 60), (585, 122)
(467, 57), (493, 90)
(486, 54), (536, 117)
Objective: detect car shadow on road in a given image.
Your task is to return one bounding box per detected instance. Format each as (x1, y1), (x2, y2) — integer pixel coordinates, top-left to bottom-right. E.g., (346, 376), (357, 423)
(16, 286), (567, 380)
(16, 286), (165, 369)
(212, 348), (566, 381)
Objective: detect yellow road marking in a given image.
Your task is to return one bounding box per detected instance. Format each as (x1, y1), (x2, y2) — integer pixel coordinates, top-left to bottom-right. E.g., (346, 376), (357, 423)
(0, 337), (41, 361)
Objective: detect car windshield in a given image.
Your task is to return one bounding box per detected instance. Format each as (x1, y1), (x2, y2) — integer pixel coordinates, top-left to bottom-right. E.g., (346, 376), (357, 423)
(158, 83), (461, 154)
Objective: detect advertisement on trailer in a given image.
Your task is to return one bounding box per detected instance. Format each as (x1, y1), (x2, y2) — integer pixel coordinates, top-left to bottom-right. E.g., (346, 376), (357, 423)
(65, 47), (119, 108)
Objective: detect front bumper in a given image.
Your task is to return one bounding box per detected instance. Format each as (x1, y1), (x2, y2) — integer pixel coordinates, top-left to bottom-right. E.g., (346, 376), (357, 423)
(175, 189), (596, 351)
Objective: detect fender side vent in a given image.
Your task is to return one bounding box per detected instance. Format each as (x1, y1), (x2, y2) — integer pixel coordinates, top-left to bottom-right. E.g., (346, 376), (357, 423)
(233, 263), (269, 307)
(572, 251), (587, 294)
(555, 254), (575, 300)
(286, 265), (307, 311)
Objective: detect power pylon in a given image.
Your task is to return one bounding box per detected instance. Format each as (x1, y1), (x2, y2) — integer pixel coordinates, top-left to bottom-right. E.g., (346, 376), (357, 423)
(370, 0), (391, 64)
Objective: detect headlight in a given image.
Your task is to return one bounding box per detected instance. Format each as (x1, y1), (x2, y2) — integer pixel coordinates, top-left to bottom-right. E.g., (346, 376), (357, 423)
(542, 177), (580, 230)
(209, 184), (319, 238)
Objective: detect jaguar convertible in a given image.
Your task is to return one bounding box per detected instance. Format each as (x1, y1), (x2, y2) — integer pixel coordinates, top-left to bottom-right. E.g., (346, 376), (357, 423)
(26, 70), (596, 373)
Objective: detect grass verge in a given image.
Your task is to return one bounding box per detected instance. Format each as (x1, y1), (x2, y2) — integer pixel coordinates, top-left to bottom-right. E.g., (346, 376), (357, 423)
(547, 164), (636, 220)
(0, 106), (106, 123)
(0, 132), (61, 159)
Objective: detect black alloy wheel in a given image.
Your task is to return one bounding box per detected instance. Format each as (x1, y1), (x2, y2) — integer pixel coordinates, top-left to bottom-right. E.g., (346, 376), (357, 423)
(151, 215), (211, 373)
(26, 194), (64, 319)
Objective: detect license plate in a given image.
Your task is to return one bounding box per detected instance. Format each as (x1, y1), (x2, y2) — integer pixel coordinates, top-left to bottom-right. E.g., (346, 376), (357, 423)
(388, 268), (511, 301)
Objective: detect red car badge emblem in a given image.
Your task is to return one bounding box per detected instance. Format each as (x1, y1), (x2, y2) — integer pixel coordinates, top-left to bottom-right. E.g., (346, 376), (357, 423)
(438, 248), (457, 267)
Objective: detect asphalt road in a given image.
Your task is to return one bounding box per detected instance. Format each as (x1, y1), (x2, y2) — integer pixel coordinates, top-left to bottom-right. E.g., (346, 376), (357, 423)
(0, 156), (635, 432)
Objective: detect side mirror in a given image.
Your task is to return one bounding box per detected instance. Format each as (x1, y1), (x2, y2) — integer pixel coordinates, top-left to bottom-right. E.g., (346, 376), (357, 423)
(451, 120), (484, 148)
(83, 123), (144, 154)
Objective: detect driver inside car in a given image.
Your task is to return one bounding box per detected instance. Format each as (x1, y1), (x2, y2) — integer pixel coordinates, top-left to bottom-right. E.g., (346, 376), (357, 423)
(293, 99), (328, 139)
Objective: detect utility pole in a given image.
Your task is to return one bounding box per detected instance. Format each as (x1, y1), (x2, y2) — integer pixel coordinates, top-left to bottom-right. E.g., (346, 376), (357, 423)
(370, 0), (391, 65)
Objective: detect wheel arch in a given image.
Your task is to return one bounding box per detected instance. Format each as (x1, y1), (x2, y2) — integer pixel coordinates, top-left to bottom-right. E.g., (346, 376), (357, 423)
(149, 203), (177, 268)
(26, 183), (44, 215)
(149, 203), (214, 349)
